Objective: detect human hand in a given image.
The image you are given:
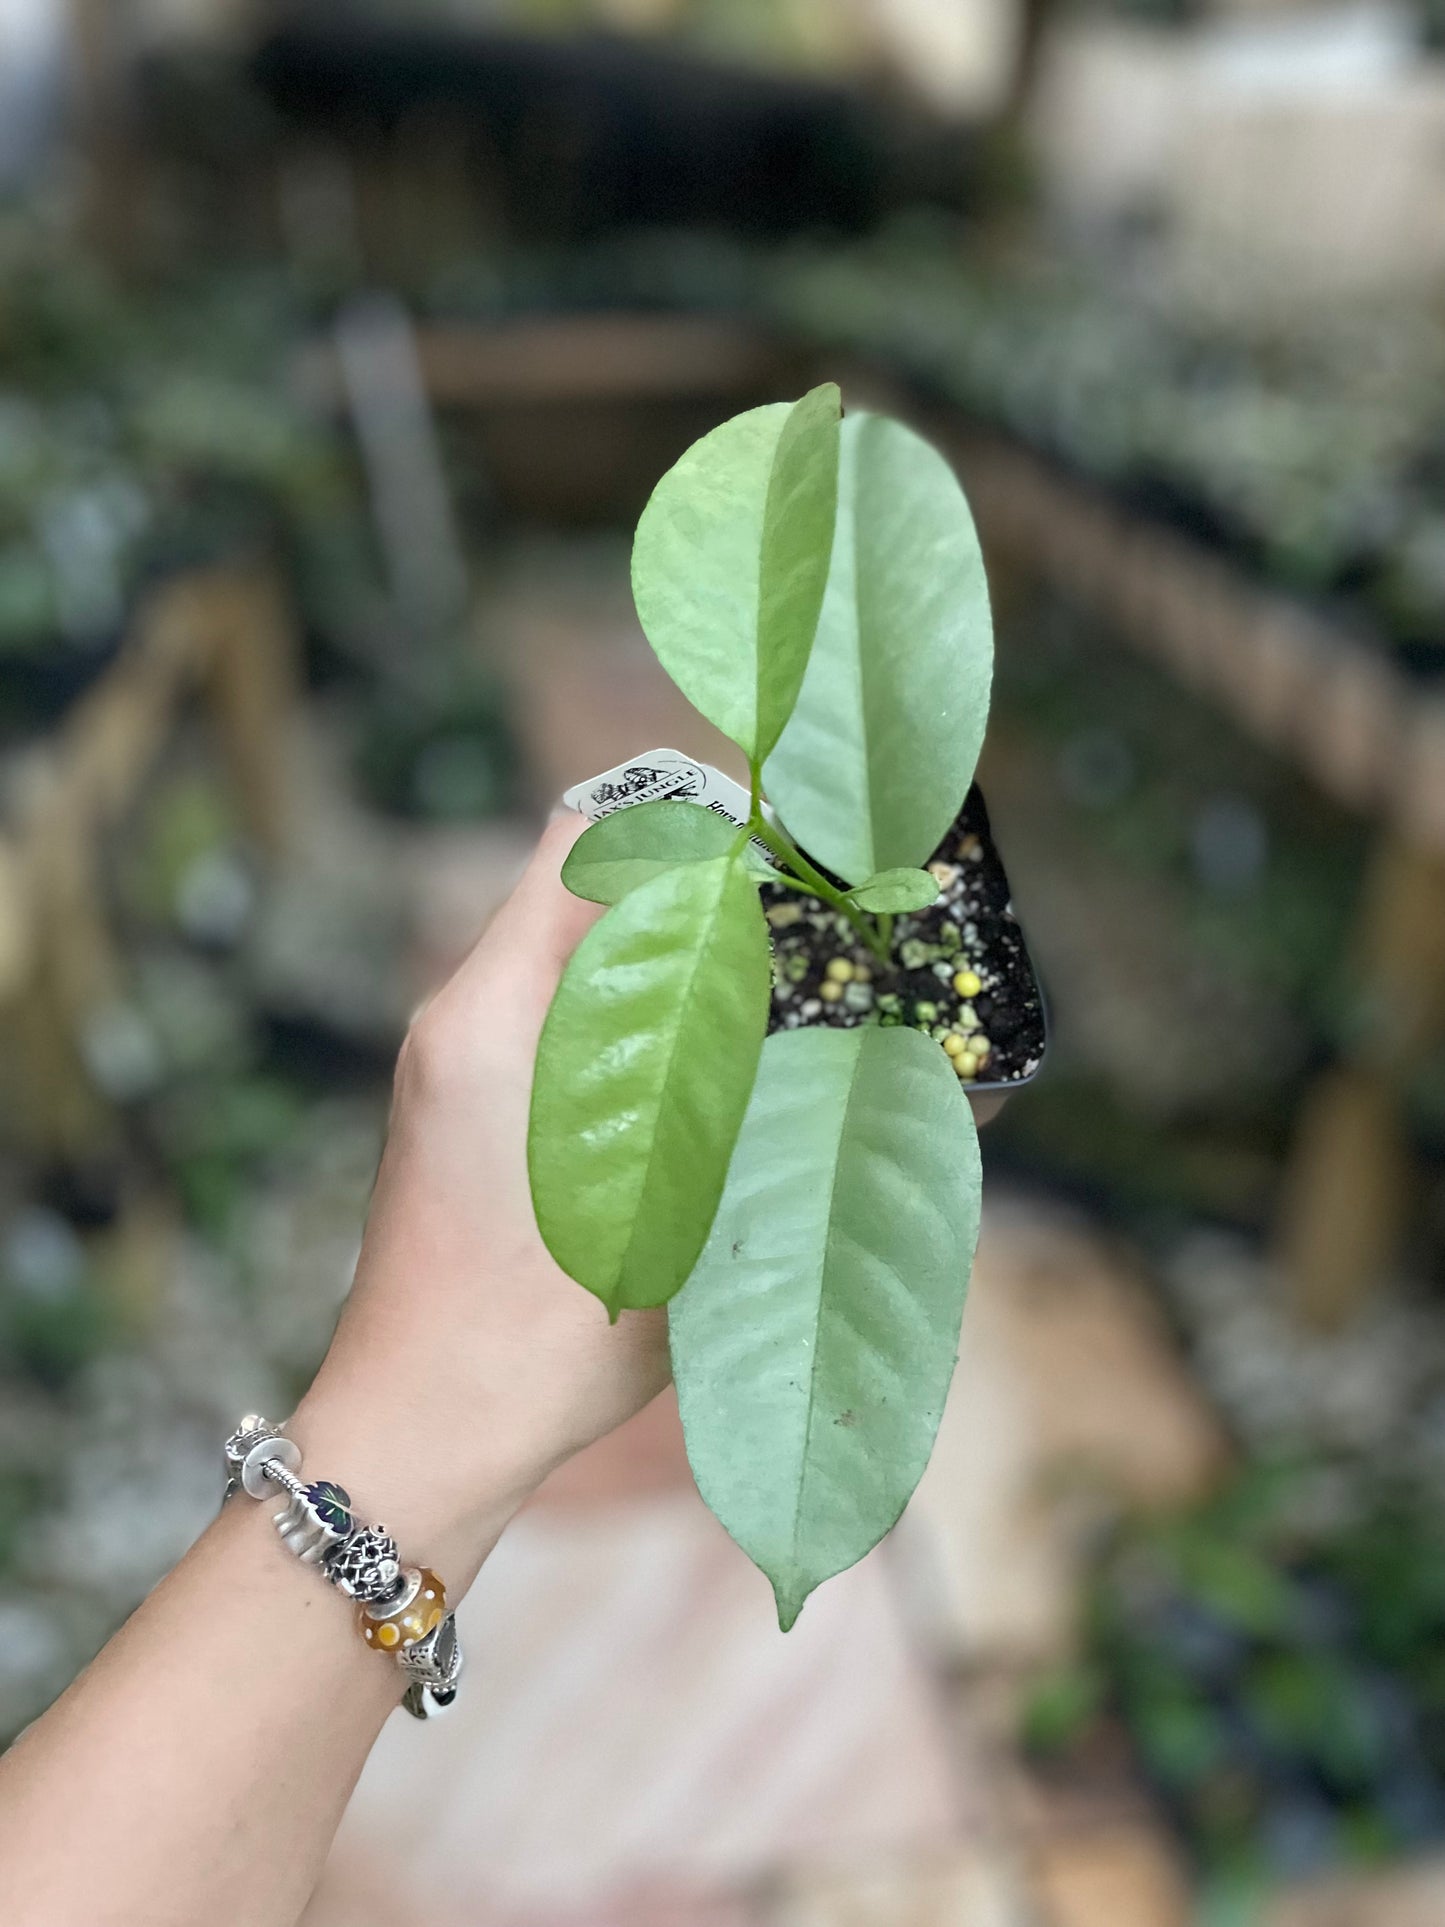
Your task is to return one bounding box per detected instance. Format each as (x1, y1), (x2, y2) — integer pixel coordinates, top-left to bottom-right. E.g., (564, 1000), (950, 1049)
(291, 811), (670, 1589)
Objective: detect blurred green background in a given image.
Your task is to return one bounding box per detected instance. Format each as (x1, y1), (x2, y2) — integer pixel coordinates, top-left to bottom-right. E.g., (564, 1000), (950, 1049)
(4, 4), (1445, 1922)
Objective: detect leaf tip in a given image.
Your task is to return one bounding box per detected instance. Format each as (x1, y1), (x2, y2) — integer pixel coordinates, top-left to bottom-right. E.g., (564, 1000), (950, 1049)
(773, 1579), (810, 1633)
(576, 1271), (623, 1325)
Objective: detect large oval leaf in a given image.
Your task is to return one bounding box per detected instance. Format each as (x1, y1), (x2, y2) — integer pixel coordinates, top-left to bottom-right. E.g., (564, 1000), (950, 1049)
(631, 384), (841, 762)
(763, 412), (993, 885)
(671, 1023), (982, 1628)
(528, 852), (771, 1316)
(561, 800), (743, 905)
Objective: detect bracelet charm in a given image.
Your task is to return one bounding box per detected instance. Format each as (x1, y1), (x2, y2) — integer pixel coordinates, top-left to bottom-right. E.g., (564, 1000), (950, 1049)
(223, 1416), (464, 1721)
(222, 1417), (297, 1503)
(325, 1525), (403, 1602)
(360, 1568), (447, 1652)
(397, 1611), (463, 1716)
(268, 1467), (356, 1564)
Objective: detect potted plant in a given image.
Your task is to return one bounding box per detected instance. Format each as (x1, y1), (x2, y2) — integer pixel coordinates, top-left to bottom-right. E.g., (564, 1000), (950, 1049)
(527, 383), (1040, 1626)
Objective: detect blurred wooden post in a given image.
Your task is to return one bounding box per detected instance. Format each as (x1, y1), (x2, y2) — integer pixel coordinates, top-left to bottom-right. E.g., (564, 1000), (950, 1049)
(67, 0), (142, 271)
(0, 564), (298, 1159)
(1004, 0), (1059, 120)
(1273, 834), (1445, 1329)
(0, 812), (117, 1161)
(203, 567), (300, 858)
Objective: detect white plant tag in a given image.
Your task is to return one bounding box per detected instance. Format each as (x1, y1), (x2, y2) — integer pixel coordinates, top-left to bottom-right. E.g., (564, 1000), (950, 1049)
(562, 748), (776, 863)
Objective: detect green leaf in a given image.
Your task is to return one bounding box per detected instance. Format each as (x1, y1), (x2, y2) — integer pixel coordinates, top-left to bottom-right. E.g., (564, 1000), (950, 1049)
(631, 384), (841, 761)
(671, 1024), (982, 1627)
(561, 800), (744, 905)
(528, 852), (771, 1316)
(848, 867), (940, 914)
(763, 412), (992, 885)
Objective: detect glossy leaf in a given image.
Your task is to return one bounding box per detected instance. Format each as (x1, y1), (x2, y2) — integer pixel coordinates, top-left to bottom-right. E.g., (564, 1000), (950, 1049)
(631, 384), (841, 761)
(764, 412), (992, 885)
(848, 867), (940, 914)
(671, 1024), (982, 1628)
(561, 800), (744, 906)
(528, 852), (771, 1316)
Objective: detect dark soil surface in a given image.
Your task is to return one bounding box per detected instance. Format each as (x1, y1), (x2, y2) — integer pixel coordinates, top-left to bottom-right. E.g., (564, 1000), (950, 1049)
(762, 785), (1046, 1089)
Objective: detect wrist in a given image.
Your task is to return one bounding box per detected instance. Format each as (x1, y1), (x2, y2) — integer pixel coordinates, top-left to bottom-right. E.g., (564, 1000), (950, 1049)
(287, 1354), (561, 1595)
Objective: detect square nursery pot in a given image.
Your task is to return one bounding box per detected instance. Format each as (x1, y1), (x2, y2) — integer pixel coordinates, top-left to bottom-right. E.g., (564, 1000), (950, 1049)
(763, 783), (1046, 1091)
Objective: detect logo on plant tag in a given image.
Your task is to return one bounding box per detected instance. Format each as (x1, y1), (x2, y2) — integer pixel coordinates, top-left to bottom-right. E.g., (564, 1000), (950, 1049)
(562, 747), (778, 864)
(580, 758), (707, 816)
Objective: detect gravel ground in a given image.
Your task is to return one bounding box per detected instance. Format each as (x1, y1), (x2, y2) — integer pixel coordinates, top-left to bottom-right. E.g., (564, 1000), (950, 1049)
(0, 1096), (385, 1739)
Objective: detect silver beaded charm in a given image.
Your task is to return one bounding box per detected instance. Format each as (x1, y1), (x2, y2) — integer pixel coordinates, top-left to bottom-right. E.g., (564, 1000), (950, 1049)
(324, 1525), (404, 1603)
(399, 1613), (463, 1720)
(221, 1416), (288, 1504)
(360, 1566), (423, 1622)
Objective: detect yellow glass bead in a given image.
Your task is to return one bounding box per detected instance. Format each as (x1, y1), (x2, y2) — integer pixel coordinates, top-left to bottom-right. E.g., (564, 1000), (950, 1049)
(359, 1567), (447, 1655)
(942, 1032), (968, 1058)
(818, 979), (844, 1002)
(825, 958), (854, 983)
(953, 969), (982, 998)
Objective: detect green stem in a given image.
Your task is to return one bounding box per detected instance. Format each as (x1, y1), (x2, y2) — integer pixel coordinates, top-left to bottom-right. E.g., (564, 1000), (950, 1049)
(751, 809), (889, 965)
(763, 869), (830, 899)
(752, 814), (837, 901)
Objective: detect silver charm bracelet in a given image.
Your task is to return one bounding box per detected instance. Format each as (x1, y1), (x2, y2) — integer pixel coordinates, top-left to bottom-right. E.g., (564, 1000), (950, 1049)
(222, 1416), (463, 1721)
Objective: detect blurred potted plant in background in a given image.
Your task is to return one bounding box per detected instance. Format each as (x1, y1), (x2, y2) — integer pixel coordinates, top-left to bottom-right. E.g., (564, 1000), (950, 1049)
(1026, 1459), (1445, 1897)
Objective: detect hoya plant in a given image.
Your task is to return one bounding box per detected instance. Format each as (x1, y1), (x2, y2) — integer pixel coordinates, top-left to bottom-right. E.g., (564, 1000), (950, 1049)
(527, 383), (996, 1627)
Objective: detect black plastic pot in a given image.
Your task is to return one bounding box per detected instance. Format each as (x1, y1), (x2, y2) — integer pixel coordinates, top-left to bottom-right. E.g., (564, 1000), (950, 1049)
(762, 783), (1047, 1092)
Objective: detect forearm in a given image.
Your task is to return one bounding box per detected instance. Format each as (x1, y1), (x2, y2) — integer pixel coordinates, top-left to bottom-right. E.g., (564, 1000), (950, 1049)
(0, 815), (669, 1927)
(0, 1501), (403, 1927)
(0, 1372), (544, 1927)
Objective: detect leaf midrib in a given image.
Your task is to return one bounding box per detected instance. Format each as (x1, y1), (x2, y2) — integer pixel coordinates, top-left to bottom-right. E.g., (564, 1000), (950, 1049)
(751, 423), (786, 752)
(783, 1033), (868, 1602)
(611, 856), (745, 1296)
(851, 428), (885, 879)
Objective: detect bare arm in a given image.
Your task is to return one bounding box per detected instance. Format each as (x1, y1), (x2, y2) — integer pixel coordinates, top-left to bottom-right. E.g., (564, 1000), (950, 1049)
(0, 814), (669, 1927)
(0, 808), (1004, 1927)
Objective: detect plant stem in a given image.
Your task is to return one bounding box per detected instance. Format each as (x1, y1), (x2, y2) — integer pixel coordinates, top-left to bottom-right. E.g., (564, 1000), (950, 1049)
(763, 869), (830, 899)
(752, 814), (836, 901)
(750, 809), (889, 965)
